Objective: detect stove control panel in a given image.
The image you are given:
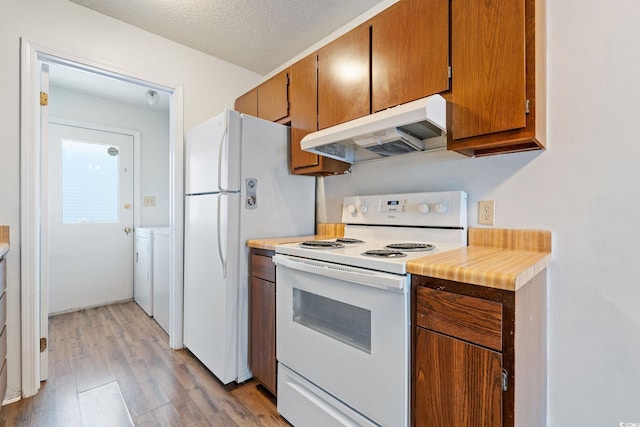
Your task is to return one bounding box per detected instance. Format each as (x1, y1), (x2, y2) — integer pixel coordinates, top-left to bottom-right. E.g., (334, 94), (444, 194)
(379, 199), (407, 213)
(342, 191), (467, 228)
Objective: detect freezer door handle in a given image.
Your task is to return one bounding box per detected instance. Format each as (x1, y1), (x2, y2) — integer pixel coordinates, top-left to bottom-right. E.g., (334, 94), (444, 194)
(217, 125), (231, 192)
(217, 193), (227, 277)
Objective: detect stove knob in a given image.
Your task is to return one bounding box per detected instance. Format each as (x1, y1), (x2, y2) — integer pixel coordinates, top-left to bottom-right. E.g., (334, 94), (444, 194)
(418, 203), (430, 214)
(434, 202), (448, 214)
(347, 204), (358, 216)
(359, 204), (369, 215)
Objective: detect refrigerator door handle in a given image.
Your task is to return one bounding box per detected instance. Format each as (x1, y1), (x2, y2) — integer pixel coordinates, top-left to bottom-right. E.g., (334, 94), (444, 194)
(217, 126), (231, 193)
(217, 193), (227, 277)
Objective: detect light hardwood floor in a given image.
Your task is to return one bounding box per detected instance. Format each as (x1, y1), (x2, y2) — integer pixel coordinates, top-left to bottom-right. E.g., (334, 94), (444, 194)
(0, 301), (290, 426)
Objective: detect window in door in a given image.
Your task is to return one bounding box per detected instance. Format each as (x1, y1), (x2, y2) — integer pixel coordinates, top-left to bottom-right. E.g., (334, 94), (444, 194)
(60, 139), (120, 224)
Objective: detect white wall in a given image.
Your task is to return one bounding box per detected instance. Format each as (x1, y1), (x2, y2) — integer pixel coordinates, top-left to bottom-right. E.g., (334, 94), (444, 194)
(50, 86), (171, 226)
(0, 0), (261, 401)
(319, 1), (640, 424)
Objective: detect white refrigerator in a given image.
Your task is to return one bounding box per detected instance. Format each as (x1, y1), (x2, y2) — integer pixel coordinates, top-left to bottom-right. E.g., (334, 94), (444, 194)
(184, 109), (315, 384)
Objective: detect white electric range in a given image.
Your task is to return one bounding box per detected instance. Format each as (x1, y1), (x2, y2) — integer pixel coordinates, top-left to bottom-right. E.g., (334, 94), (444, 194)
(274, 191), (468, 427)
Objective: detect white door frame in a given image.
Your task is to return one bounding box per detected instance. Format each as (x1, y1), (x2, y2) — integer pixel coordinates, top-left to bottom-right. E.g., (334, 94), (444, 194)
(20, 38), (185, 398)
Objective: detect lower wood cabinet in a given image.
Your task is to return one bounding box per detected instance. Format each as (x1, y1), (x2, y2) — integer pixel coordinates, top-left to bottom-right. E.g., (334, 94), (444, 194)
(249, 248), (277, 395)
(0, 257), (7, 403)
(414, 328), (502, 426)
(412, 273), (547, 427)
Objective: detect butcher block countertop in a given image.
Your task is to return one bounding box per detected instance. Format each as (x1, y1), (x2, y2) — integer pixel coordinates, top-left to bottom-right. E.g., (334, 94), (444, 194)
(246, 223), (345, 251)
(407, 228), (551, 292)
(0, 226), (9, 258)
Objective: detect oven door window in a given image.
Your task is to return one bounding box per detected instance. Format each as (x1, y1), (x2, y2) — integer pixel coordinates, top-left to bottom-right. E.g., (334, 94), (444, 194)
(293, 288), (371, 354)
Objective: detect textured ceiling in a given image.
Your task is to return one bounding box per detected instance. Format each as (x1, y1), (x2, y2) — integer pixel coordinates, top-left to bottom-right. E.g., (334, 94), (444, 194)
(69, 0), (385, 75)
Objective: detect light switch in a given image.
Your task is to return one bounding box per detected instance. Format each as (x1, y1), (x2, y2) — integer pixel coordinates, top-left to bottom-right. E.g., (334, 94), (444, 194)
(143, 196), (156, 207)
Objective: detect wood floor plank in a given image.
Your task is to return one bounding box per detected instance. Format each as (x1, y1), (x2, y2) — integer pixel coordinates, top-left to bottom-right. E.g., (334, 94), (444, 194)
(48, 373), (83, 427)
(0, 301), (290, 427)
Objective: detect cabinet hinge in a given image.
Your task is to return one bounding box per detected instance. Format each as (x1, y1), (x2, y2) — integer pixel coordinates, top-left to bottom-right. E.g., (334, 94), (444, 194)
(448, 66), (452, 79)
(40, 92), (48, 106)
(525, 99), (530, 115)
(502, 369), (508, 391)
(40, 337), (47, 352)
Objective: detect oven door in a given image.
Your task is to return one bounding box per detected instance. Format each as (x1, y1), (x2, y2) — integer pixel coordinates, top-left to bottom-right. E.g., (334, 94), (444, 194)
(273, 254), (410, 427)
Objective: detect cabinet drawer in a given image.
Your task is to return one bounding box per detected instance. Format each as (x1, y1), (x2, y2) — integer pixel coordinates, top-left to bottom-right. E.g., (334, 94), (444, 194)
(251, 254), (275, 282)
(416, 287), (503, 351)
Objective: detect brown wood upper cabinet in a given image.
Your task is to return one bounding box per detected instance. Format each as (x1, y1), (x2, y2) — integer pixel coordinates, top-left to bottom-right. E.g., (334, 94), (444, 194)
(371, 0), (450, 112)
(234, 69), (289, 122)
(234, 88), (257, 117)
(289, 53), (351, 176)
(447, 0), (544, 156)
(317, 24), (370, 130)
(257, 68), (289, 122)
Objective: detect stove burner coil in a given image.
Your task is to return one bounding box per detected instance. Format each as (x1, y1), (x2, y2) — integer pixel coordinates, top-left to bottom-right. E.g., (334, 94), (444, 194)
(361, 249), (407, 258)
(335, 237), (364, 244)
(299, 240), (345, 249)
(385, 242), (435, 252)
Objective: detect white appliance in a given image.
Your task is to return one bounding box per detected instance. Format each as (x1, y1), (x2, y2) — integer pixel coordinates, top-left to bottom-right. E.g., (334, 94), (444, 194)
(134, 227), (169, 316)
(152, 227), (170, 333)
(300, 95), (447, 164)
(184, 109), (315, 385)
(274, 191), (467, 427)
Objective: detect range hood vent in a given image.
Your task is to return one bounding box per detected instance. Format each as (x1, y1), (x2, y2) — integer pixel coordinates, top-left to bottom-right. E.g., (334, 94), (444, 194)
(301, 95), (447, 164)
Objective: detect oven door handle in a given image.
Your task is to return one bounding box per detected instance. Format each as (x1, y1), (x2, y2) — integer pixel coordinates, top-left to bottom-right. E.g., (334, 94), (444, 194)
(273, 254), (408, 292)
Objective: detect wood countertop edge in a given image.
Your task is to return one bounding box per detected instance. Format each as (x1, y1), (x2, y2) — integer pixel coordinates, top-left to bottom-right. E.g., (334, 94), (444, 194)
(407, 247), (551, 292)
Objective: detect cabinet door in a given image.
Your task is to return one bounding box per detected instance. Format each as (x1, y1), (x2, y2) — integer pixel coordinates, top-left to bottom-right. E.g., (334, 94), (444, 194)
(317, 24), (370, 130)
(449, 0), (526, 141)
(249, 277), (277, 395)
(234, 88), (258, 117)
(414, 328), (502, 427)
(290, 54), (320, 171)
(289, 54), (350, 176)
(371, 0), (450, 112)
(257, 69), (289, 122)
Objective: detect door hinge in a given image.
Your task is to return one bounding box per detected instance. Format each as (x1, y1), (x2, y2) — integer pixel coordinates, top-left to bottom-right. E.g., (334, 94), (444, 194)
(448, 66), (452, 79)
(40, 337), (47, 352)
(525, 99), (530, 114)
(502, 369), (508, 391)
(40, 92), (48, 106)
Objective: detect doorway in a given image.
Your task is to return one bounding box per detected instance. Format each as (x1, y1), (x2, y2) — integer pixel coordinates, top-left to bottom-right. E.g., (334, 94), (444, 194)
(47, 122), (135, 314)
(20, 39), (185, 398)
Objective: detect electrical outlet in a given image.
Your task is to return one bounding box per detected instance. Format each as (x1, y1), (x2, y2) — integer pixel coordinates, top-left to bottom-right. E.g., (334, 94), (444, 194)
(478, 200), (495, 225)
(143, 196), (156, 207)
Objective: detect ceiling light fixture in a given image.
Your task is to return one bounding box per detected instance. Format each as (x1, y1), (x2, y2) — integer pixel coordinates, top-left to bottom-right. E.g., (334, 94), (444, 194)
(145, 89), (159, 106)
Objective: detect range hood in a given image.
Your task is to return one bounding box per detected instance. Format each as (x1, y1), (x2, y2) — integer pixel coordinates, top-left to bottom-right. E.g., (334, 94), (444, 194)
(301, 95), (447, 164)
